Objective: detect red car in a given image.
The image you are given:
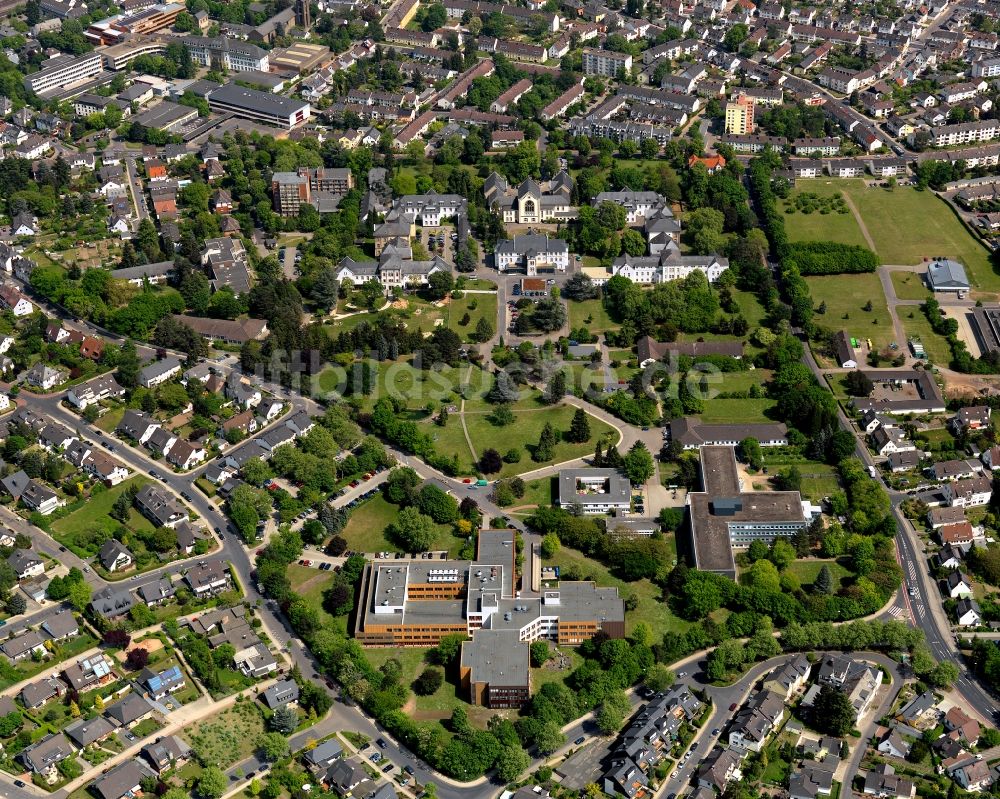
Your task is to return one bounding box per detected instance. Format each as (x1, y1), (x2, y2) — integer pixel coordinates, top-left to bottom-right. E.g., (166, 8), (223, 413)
(729, 703), (737, 711)
(462, 478), (473, 484)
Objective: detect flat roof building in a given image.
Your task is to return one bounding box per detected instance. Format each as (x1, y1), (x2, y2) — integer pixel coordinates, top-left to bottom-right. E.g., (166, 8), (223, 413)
(459, 629), (530, 708)
(269, 41), (331, 72)
(24, 52), (103, 95)
(206, 83), (310, 129)
(134, 101), (199, 132)
(688, 446), (820, 579)
(355, 530), (624, 648)
(557, 468), (631, 515)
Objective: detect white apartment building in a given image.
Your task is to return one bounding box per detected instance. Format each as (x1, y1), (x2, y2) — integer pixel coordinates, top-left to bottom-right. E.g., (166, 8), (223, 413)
(582, 48), (633, 77)
(928, 120), (1000, 147)
(23, 52), (103, 95)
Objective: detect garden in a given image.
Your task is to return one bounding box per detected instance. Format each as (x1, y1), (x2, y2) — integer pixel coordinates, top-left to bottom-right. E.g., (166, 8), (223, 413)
(48, 477), (197, 577)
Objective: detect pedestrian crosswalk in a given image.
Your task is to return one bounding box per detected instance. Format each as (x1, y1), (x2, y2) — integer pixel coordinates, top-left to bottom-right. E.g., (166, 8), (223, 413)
(887, 605), (909, 620)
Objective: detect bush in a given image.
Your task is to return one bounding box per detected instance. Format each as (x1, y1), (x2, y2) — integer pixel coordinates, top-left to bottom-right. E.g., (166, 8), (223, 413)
(413, 666), (444, 696)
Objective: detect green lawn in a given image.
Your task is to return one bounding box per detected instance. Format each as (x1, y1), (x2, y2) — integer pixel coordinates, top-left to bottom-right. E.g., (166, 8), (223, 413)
(890, 271), (932, 301)
(698, 398), (777, 424)
(362, 647), (491, 728)
(731, 290), (768, 329)
(898, 308), (952, 366)
(458, 404), (618, 478)
(95, 406), (125, 433)
(795, 180), (999, 293)
(784, 559), (854, 592)
(784, 183), (869, 249)
(568, 298), (619, 335)
(446, 293), (497, 343)
(288, 563), (340, 632)
(49, 477), (155, 559)
(806, 273), (894, 351)
(545, 545), (691, 640)
(517, 476), (556, 509)
(339, 494), (462, 556)
(315, 358), (469, 410)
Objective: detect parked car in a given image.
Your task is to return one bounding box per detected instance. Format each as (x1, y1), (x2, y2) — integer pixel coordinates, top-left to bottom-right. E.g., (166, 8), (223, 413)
(574, 736), (585, 746)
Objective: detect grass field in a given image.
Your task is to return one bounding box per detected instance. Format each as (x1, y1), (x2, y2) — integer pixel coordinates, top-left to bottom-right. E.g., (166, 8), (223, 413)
(568, 298), (619, 334)
(446, 293), (497, 343)
(339, 494), (462, 556)
(95, 406), (125, 433)
(458, 404), (618, 478)
(732, 290), (769, 329)
(784, 183), (869, 249)
(362, 648), (491, 728)
(785, 559), (853, 592)
(788, 180), (999, 293)
(50, 477), (155, 559)
(545, 545), (690, 640)
(897, 308), (952, 365)
(698, 398), (777, 424)
(890, 271), (932, 301)
(288, 563), (340, 633)
(806, 273), (894, 350)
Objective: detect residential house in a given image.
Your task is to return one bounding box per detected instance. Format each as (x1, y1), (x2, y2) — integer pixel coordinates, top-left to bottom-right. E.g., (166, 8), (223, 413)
(20, 678), (63, 709)
(90, 585), (136, 620)
(260, 678), (299, 709)
(952, 406), (991, 432)
(62, 654), (114, 692)
(104, 692), (154, 728)
(947, 758), (992, 792)
(762, 655), (811, 700)
(138, 578), (175, 606)
(22, 362), (65, 389)
(877, 729), (910, 759)
(64, 716), (116, 749)
(139, 665), (185, 701)
(134, 484), (186, 528)
(956, 597), (983, 626)
(0, 629), (47, 662)
(41, 611), (79, 641)
(945, 570), (975, 599)
(946, 476), (992, 508)
(945, 706), (981, 745)
(697, 748), (742, 792)
(98, 539), (134, 573)
(139, 356), (182, 388)
(184, 558), (230, 596)
(862, 764), (915, 799)
(117, 410), (161, 444)
(19, 733), (76, 776)
(141, 735), (191, 774)
(303, 738), (343, 772)
(91, 760), (157, 799)
(7, 548), (44, 580)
